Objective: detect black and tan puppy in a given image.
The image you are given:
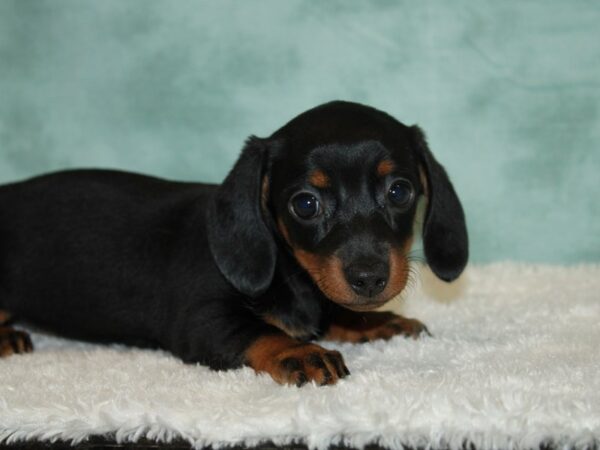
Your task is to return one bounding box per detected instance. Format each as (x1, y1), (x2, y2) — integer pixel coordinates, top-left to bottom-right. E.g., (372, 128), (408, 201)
(0, 101), (467, 386)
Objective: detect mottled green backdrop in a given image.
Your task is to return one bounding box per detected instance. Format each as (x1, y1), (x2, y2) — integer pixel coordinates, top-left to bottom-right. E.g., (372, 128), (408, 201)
(1, 1), (599, 263)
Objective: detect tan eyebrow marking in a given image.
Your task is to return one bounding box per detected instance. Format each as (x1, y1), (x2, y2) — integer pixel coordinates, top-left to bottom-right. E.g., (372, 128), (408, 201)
(309, 170), (330, 188)
(376, 159), (395, 177)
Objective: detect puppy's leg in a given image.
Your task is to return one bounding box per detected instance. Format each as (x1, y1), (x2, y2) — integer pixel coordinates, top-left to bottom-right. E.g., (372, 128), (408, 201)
(245, 333), (350, 386)
(0, 310), (33, 357)
(169, 317), (349, 387)
(0, 309), (11, 325)
(324, 308), (430, 343)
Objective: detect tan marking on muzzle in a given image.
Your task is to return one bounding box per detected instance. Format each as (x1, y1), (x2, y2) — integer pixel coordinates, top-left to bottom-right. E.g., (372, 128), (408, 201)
(278, 218), (352, 301)
(335, 237), (414, 311)
(293, 250), (355, 303)
(378, 238), (413, 301)
(277, 213), (414, 307)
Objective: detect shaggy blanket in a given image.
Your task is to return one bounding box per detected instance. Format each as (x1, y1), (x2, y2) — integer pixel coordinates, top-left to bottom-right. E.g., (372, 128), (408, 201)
(0, 263), (599, 450)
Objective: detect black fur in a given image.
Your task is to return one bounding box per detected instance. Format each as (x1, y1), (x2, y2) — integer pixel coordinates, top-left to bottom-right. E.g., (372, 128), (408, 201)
(0, 101), (468, 374)
(410, 126), (469, 281)
(207, 136), (277, 297)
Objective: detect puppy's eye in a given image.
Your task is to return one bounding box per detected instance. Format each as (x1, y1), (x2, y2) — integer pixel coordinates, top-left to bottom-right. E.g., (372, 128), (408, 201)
(388, 179), (414, 209)
(289, 192), (321, 220)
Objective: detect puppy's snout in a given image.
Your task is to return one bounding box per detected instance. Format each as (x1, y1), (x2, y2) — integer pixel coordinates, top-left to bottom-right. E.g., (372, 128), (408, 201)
(344, 261), (388, 298)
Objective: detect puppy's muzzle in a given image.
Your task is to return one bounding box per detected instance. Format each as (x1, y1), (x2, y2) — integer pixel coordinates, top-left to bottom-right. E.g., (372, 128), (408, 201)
(343, 260), (388, 298)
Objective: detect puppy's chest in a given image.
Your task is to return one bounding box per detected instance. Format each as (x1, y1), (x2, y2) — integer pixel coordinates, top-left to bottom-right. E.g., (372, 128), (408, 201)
(263, 308), (321, 341)
(259, 253), (331, 340)
(260, 285), (328, 341)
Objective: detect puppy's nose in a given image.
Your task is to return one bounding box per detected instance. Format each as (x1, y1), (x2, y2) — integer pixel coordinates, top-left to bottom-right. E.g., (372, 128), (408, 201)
(344, 262), (388, 298)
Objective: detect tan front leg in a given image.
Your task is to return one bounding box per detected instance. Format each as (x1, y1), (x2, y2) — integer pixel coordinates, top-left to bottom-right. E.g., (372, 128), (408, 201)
(0, 309), (34, 357)
(324, 309), (431, 343)
(245, 333), (350, 386)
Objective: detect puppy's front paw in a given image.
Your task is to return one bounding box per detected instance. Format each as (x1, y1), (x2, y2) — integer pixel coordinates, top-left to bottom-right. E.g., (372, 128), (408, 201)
(246, 335), (350, 386)
(325, 311), (431, 343)
(275, 344), (350, 386)
(383, 315), (431, 340)
(0, 327), (34, 357)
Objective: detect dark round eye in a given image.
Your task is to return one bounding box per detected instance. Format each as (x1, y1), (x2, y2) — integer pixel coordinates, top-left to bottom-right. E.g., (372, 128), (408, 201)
(289, 192), (321, 220)
(387, 179), (414, 208)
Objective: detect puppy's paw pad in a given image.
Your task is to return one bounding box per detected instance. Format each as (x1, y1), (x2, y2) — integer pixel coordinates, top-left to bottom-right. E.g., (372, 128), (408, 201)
(0, 327), (34, 357)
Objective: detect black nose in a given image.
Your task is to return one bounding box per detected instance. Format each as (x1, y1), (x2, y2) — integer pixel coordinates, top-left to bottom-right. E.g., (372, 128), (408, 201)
(344, 261), (389, 298)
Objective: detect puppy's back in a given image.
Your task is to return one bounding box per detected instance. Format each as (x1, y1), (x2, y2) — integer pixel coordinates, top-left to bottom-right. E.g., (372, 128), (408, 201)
(0, 169), (216, 344)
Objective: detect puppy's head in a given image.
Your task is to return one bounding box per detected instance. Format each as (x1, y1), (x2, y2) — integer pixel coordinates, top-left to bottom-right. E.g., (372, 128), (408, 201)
(208, 101), (468, 310)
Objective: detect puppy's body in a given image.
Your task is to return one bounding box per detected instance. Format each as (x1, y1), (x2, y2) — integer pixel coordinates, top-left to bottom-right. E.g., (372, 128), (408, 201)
(0, 101), (468, 385)
(0, 170), (333, 366)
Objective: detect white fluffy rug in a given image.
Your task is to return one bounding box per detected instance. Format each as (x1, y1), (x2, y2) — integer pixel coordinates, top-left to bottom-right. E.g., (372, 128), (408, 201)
(1, 263), (599, 449)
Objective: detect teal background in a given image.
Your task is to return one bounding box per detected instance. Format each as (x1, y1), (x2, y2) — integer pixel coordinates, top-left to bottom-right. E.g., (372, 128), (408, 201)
(1, 1), (599, 263)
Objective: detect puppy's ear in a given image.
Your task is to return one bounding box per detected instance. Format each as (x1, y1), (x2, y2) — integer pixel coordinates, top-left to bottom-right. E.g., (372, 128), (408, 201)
(207, 136), (276, 297)
(410, 126), (468, 282)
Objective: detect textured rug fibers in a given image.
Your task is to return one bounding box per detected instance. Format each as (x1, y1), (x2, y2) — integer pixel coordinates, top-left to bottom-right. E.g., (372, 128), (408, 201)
(0, 263), (599, 449)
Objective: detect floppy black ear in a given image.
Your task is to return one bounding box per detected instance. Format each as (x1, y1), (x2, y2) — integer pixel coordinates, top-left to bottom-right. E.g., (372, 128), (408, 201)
(207, 136), (277, 297)
(410, 126), (468, 282)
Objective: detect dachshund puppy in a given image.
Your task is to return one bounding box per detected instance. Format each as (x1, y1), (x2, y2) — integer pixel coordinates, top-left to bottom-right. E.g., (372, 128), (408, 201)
(0, 101), (467, 386)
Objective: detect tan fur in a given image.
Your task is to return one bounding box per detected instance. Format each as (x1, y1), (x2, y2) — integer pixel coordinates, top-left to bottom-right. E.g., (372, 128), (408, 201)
(377, 159), (395, 177)
(324, 310), (429, 343)
(309, 170), (330, 188)
(0, 310), (11, 325)
(0, 326), (33, 357)
(293, 249), (356, 303)
(277, 218), (414, 308)
(245, 334), (345, 385)
(378, 236), (413, 301)
(276, 181), (415, 308)
(263, 314), (309, 339)
(244, 334), (299, 383)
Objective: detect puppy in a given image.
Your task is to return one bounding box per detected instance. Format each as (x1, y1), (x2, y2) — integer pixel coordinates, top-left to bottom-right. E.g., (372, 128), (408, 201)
(0, 101), (467, 386)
